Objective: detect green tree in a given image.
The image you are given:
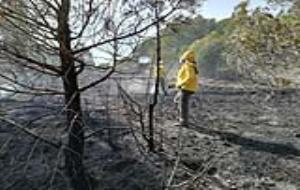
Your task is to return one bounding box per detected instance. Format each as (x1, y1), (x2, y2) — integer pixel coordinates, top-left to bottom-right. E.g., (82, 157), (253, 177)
(227, 0), (300, 86)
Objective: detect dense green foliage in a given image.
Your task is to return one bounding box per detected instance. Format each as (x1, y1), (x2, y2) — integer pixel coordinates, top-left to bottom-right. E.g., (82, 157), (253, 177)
(227, 0), (300, 86)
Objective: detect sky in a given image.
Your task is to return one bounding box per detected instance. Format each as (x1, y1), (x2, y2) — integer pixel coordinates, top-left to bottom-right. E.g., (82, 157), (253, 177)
(200, 0), (270, 20)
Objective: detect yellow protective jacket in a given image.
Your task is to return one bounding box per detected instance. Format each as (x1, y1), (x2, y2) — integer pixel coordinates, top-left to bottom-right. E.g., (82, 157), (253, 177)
(176, 50), (199, 92)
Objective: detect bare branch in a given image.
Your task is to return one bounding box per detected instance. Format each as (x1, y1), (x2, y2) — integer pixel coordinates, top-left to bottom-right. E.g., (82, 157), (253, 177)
(0, 118), (60, 149)
(79, 68), (115, 92)
(0, 72), (63, 94)
(73, 3), (180, 54)
(1, 46), (61, 74)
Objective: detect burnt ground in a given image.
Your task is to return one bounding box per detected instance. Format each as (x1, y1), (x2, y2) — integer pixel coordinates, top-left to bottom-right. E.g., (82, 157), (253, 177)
(154, 86), (300, 189)
(0, 83), (300, 190)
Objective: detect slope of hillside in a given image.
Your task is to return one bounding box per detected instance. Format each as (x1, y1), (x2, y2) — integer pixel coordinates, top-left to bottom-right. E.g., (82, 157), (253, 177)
(136, 16), (217, 79)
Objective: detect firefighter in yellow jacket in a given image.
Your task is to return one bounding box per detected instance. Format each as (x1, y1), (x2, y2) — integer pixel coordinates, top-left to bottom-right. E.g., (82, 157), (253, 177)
(175, 50), (199, 126)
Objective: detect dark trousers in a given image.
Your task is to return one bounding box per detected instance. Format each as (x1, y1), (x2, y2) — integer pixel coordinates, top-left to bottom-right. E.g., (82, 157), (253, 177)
(175, 90), (193, 124)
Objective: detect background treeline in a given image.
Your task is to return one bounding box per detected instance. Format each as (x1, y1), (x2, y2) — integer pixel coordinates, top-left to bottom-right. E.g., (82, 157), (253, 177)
(138, 0), (300, 87)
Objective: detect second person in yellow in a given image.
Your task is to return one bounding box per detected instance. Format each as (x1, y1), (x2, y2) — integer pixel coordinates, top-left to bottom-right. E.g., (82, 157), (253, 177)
(152, 62), (168, 96)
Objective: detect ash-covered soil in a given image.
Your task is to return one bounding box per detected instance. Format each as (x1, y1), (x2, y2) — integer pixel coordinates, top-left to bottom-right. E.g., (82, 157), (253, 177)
(152, 86), (300, 190)
(0, 84), (300, 190)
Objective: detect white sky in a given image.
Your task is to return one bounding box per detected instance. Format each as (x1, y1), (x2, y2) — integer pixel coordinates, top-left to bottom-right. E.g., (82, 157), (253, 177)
(200, 0), (274, 20)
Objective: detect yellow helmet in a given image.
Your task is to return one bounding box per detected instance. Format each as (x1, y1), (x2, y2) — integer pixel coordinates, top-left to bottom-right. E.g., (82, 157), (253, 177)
(180, 50), (196, 63)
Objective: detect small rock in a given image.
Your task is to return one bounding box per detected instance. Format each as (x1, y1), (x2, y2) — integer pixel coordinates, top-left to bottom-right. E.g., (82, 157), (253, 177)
(261, 177), (276, 187)
(207, 167), (218, 176)
(262, 181), (276, 187)
(223, 141), (232, 147)
(182, 158), (203, 171)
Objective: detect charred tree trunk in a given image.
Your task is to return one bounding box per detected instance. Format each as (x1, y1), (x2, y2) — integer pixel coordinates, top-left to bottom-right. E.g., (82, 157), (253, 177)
(148, 1), (162, 152)
(58, 1), (89, 189)
(62, 65), (89, 190)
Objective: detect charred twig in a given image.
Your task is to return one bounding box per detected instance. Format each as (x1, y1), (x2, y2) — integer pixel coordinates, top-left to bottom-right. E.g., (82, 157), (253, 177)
(116, 81), (148, 142)
(0, 118), (60, 149)
(84, 127), (129, 139)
